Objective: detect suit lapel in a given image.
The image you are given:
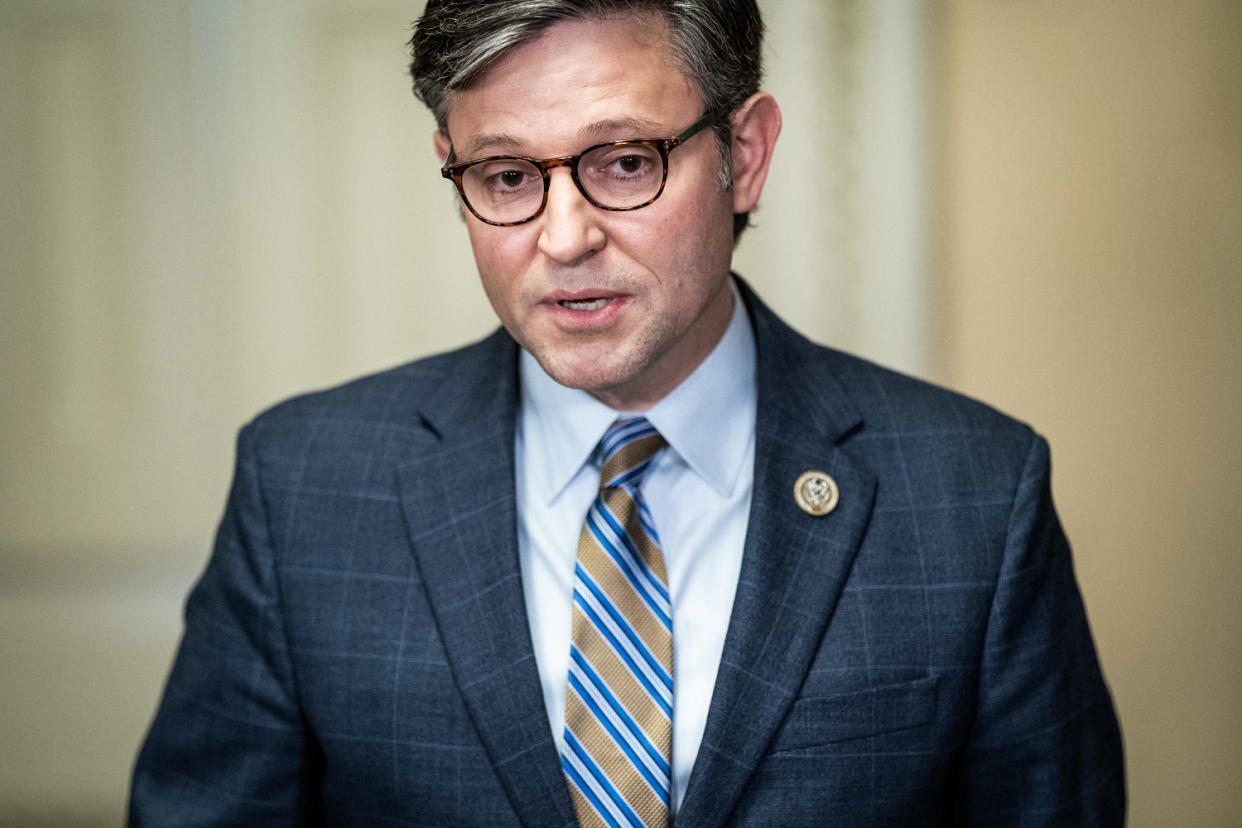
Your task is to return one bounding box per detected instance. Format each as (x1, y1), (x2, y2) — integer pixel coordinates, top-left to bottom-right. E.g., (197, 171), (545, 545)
(676, 285), (877, 827)
(395, 330), (575, 828)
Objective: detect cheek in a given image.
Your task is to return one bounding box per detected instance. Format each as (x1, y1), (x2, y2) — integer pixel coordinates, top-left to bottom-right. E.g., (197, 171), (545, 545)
(640, 198), (734, 291)
(466, 226), (521, 302)
(620, 205), (716, 275)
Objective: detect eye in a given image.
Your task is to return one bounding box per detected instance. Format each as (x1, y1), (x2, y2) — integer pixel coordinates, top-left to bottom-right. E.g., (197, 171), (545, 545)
(587, 145), (660, 181)
(497, 168), (527, 188)
(615, 155), (647, 175)
(606, 152), (655, 179)
(468, 159), (541, 198)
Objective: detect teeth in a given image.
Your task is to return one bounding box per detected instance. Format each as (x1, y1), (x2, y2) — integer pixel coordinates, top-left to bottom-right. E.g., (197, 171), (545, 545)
(561, 298), (609, 311)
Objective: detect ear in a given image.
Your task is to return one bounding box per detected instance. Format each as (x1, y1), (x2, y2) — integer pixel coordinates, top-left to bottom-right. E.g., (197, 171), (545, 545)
(433, 129), (452, 164)
(728, 92), (782, 214)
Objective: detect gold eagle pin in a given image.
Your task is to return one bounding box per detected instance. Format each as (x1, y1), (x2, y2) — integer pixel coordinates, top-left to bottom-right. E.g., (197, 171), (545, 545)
(794, 470), (839, 516)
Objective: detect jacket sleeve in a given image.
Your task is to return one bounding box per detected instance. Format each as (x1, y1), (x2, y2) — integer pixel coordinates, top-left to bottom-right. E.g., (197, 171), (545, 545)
(129, 422), (319, 826)
(954, 434), (1125, 825)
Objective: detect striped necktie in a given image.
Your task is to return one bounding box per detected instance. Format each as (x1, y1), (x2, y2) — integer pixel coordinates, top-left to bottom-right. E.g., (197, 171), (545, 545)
(562, 417), (673, 828)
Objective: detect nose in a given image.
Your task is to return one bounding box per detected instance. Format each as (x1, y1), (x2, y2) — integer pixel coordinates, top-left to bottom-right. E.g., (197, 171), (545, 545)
(537, 167), (605, 266)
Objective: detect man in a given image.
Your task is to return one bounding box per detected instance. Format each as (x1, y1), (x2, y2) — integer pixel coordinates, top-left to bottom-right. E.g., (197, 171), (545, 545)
(130, 1), (1124, 825)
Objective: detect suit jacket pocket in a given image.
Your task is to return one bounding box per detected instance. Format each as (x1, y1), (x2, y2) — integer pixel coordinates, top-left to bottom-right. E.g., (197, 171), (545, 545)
(767, 675), (939, 754)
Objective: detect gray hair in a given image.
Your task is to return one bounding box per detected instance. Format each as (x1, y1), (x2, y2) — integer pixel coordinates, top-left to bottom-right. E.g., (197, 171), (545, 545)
(408, 0), (765, 240)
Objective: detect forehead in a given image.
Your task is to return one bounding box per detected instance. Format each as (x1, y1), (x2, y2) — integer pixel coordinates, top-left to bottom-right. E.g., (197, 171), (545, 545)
(443, 13), (703, 156)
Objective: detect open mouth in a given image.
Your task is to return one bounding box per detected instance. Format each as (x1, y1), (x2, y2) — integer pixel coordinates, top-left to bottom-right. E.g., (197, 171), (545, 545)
(558, 298), (610, 311)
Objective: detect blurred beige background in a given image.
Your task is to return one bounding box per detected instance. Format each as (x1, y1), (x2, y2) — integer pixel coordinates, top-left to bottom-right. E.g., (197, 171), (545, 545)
(1, 1), (1238, 825)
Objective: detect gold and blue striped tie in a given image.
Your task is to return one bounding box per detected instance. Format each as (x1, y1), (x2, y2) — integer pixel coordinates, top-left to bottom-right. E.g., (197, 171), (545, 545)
(563, 417), (673, 828)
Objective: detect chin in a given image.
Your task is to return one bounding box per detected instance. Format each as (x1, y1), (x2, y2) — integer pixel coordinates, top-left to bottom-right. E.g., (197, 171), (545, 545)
(539, 350), (639, 396)
(548, 365), (633, 395)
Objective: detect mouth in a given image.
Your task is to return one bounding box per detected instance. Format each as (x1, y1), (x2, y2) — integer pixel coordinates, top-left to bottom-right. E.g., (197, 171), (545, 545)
(542, 289), (628, 329)
(558, 298), (611, 312)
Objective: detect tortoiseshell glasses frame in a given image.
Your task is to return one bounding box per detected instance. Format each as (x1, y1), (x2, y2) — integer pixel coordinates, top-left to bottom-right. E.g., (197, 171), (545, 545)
(440, 109), (723, 227)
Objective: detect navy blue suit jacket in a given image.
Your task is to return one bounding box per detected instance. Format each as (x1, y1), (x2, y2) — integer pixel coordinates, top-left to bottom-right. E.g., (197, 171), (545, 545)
(131, 283), (1124, 825)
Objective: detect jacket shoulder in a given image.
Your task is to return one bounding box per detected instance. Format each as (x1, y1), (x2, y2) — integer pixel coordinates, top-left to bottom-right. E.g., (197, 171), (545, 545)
(825, 348), (1035, 443)
(246, 329), (512, 441)
(740, 276), (1037, 458)
(815, 348), (1048, 516)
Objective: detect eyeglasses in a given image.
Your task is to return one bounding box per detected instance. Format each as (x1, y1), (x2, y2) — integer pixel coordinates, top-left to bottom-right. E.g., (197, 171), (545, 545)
(440, 110), (722, 227)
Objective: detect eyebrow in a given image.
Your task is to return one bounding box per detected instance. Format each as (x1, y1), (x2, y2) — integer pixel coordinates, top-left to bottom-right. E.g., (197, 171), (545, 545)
(456, 116), (674, 161)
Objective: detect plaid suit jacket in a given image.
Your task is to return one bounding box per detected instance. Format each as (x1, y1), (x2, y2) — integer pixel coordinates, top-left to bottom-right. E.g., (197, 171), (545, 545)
(130, 282), (1124, 826)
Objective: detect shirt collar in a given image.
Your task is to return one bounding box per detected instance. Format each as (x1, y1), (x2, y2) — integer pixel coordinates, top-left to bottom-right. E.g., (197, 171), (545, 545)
(519, 278), (757, 503)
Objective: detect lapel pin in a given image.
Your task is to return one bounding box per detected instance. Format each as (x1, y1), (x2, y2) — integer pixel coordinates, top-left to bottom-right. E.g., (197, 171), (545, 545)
(794, 470), (839, 516)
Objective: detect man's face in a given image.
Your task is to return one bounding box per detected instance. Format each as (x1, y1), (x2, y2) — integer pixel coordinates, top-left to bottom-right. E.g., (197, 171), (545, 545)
(438, 14), (737, 411)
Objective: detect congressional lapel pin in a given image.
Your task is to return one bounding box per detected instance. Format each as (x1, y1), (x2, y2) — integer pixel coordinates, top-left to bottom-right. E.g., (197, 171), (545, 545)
(794, 470), (839, 516)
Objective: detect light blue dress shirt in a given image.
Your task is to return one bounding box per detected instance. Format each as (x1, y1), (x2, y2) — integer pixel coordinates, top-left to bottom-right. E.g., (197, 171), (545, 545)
(515, 280), (757, 813)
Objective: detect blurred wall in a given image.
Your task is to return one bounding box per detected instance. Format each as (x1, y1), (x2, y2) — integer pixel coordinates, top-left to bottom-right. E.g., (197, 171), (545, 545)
(936, 1), (1242, 826)
(1, 2), (482, 822)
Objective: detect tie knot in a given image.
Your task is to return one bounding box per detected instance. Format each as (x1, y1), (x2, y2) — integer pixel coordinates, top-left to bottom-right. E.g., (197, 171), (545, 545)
(596, 417), (666, 491)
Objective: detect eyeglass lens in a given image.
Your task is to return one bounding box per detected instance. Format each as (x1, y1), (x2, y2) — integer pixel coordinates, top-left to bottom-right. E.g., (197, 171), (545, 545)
(460, 142), (665, 225)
